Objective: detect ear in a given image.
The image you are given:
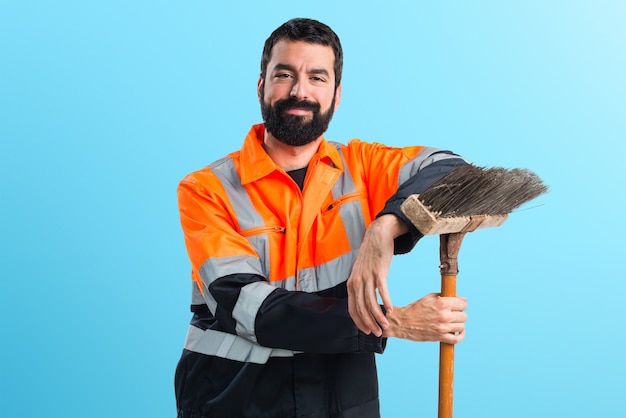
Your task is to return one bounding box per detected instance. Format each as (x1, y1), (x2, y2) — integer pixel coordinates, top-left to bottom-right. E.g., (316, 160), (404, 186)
(257, 77), (264, 101)
(333, 84), (342, 112)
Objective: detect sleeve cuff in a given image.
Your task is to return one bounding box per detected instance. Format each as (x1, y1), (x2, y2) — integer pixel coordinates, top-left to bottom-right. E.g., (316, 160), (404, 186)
(375, 208), (423, 255)
(357, 331), (387, 354)
(356, 304), (389, 354)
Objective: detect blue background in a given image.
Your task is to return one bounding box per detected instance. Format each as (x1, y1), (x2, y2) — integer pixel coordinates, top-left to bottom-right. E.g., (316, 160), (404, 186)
(1, 1), (625, 417)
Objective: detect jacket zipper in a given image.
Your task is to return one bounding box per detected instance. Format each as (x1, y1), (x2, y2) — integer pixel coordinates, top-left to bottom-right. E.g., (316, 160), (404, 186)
(323, 192), (363, 212)
(240, 225), (286, 237)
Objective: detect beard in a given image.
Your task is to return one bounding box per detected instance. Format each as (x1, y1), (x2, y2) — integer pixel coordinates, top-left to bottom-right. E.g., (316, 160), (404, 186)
(260, 92), (336, 147)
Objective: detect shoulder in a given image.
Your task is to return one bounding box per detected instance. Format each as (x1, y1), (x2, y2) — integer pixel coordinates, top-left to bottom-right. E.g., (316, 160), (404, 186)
(179, 151), (240, 191)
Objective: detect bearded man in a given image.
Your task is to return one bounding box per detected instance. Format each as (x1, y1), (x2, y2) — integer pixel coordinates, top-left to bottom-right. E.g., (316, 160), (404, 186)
(174, 17), (469, 418)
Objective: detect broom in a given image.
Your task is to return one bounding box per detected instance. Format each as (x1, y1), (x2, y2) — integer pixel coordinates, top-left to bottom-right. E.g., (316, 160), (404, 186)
(400, 164), (548, 418)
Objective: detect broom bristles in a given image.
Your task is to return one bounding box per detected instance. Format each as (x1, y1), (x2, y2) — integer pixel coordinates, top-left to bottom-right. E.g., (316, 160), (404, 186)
(418, 164), (548, 218)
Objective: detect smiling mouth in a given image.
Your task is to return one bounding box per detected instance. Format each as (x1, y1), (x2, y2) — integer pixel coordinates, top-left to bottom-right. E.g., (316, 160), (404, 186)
(285, 108), (312, 115)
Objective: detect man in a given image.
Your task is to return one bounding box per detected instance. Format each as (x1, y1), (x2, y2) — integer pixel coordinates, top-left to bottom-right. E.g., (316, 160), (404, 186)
(175, 18), (469, 418)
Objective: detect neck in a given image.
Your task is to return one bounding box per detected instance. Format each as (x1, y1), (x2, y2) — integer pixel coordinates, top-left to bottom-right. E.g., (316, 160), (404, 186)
(263, 131), (322, 171)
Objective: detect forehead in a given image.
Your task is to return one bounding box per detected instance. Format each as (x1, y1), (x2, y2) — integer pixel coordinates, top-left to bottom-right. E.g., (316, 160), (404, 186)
(267, 40), (335, 74)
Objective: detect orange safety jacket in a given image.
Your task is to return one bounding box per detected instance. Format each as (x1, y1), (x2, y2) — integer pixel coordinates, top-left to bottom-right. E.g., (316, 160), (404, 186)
(175, 124), (467, 418)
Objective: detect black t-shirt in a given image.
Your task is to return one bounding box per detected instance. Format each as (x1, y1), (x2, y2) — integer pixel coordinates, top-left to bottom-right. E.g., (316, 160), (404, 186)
(287, 166), (308, 190)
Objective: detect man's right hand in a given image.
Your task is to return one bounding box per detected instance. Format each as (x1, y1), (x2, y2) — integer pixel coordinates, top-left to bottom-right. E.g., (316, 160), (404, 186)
(382, 293), (468, 344)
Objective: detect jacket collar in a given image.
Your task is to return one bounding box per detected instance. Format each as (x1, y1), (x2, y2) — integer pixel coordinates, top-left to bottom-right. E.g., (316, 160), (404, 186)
(239, 123), (344, 185)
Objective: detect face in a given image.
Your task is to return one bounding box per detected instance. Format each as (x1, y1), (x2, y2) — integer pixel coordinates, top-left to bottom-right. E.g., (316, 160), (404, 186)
(258, 40), (341, 146)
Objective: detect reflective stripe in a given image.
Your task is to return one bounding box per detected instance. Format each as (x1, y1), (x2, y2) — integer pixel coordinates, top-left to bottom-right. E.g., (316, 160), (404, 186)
(337, 200), (366, 251)
(210, 158), (273, 278)
(210, 157), (265, 231)
(270, 275), (297, 290)
(330, 142), (357, 196)
(184, 325), (295, 364)
(245, 234), (271, 278)
(191, 281), (204, 305)
(397, 147), (469, 185)
(294, 250), (357, 292)
(332, 147), (367, 251)
(198, 254), (265, 314)
(297, 268), (316, 292)
(233, 282), (276, 342)
(189, 249), (354, 296)
(315, 249), (358, 290)
(199, 254), (264, 285)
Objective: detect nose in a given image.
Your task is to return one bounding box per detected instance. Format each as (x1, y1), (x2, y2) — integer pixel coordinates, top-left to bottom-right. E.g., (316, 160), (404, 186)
(290, 79), (308, 100)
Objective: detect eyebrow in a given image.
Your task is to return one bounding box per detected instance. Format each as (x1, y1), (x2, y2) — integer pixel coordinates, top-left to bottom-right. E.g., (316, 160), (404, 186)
(272, 63), (330, 78)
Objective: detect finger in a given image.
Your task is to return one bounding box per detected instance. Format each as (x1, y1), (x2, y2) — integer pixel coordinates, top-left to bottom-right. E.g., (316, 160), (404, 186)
(368, 283), (389, 329)
(441, 330), (465, 345)
(448, 311), (468, 324)
(347, 278), (371, 334)
(451, 296), (468, 310)
(348, 301), (374, 335)
(367, 306), (385, 336)
(363, 281), (383, 336)
(363, 312), (382, 337)
(348, 291), (371, 334)
(440, 325), (465, 344)
(439, 296), (468, 311)
(377, 280), (393, 316)
(355, 309), (378, 336)
(447, 322), (465, 334)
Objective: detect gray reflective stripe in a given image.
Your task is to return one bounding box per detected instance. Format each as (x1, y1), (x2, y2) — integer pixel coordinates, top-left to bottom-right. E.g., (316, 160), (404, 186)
(184, 325), (295, 364)
(210, 157), (265, 231)
(191, 281), (204, 305)
(233, 281), (276, 342)
(296, 250), (357, 292)
(270, 275), (297, 290)
(202, 289), (218, 314)
(297, 268), (316, 292)
(331, 146), (366, 250)
(398, 147), (469, 185)
(330, 142), (357, 196)
(209, 156), (272, 277)
(316, 249), (358, 290)
(199, 254), (264, 285)
(198, 254), (265, 314)
(245, 234), (270, 278)
(338, 200), (366, 251)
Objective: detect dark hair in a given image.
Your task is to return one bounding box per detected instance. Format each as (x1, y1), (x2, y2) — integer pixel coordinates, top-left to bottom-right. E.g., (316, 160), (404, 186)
(260, 18), (343, 88)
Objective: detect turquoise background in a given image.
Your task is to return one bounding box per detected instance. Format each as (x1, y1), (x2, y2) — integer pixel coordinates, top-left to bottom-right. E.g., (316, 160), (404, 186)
(1, 1), (624, 417)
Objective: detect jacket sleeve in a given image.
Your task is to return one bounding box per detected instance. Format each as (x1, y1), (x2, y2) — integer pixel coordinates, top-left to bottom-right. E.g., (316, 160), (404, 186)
(209, 272), (386, 354)
(178, 174), (385, 355)
(377, 151), (469, 254)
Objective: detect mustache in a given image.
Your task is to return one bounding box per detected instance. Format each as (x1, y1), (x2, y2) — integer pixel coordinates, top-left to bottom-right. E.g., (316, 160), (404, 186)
(274, 97), (321, 113)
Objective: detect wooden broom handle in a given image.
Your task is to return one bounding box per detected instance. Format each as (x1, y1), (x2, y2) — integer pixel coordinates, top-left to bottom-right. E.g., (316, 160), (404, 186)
(438, 233), (465, 418)
(439, 274), (456, 418)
